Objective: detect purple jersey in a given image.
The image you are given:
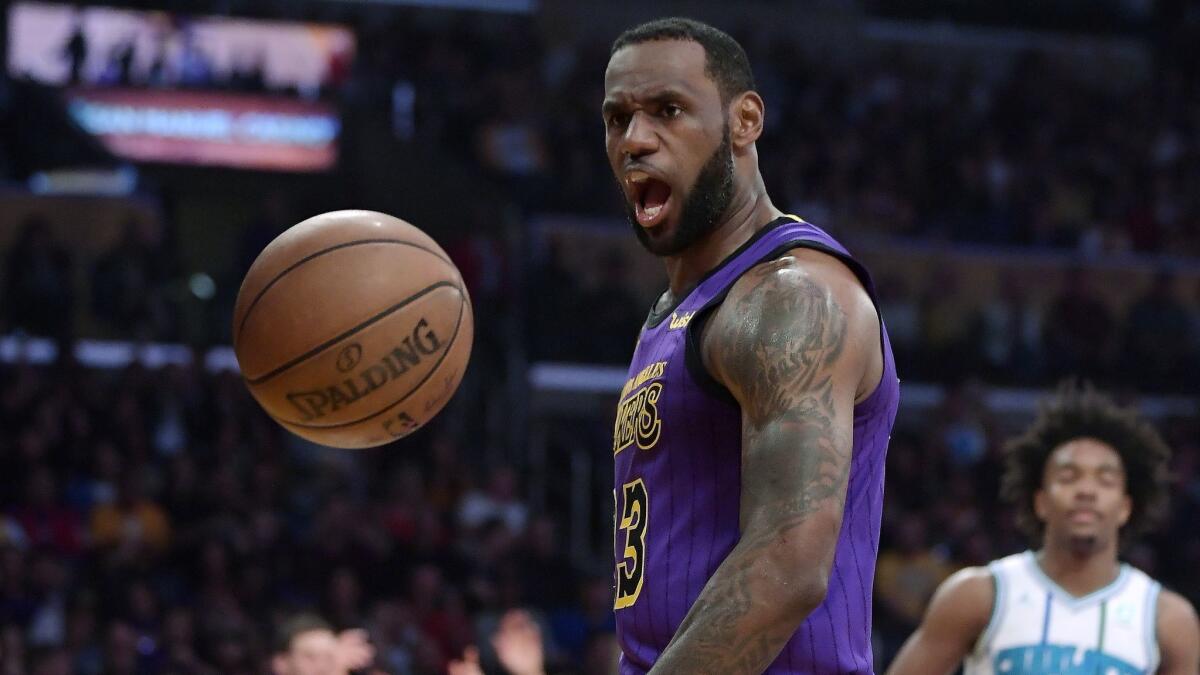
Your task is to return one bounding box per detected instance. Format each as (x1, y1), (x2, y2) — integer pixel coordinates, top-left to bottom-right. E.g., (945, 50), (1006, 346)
(612, 216), (899, 674)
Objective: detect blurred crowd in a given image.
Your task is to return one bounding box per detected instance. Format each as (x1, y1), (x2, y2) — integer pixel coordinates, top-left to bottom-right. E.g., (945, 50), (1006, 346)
(0, 359), (618, 674)
(7, 205), (1199, 394)
(1, 217), (180, 344)
(355, 16), (1200, 255)
(2, 356), (1198, 674)
(875, 266), (1200, 391)
(527, 240), (1200, 393)
(331, 13), (1200, 388)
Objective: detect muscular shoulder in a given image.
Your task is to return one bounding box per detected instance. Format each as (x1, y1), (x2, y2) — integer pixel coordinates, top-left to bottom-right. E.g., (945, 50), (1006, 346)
(934, 567), (995, 609)
(924, 566), (996, 634)
(885, 567), (995, 675)
(1157, 588), (1200, 650)
(1159, 588), (1199, 624)
(702, 247), (880, 412)
(721, 247), (876, 318)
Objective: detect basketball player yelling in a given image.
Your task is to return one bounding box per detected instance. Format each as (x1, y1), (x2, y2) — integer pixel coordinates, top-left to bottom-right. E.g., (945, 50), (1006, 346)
(603, 18), (899, 674)
(887, 385), (1200, 675)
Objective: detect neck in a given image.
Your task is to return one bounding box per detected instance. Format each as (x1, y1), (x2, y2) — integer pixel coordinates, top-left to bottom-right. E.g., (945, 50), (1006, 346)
(662, 174), (782, 295)
(1035, 536), (1121, 598)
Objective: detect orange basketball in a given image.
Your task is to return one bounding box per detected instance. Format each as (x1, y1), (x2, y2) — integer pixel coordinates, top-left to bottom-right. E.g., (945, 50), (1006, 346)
(232, 210), (473, 448)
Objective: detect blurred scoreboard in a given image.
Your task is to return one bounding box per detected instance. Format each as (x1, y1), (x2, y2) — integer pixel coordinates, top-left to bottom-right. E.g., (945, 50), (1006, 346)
(9, 2), (353, 171)
(66, 88), (339, 171)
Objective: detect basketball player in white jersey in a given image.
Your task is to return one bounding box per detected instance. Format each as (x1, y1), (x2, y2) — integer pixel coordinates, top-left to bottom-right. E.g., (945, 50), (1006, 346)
(887, 384), (1199, 675)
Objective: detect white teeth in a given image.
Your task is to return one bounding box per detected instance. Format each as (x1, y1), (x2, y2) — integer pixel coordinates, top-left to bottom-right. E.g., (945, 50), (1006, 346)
(644, 204), (662, 218)
(627, 171), (650, 185)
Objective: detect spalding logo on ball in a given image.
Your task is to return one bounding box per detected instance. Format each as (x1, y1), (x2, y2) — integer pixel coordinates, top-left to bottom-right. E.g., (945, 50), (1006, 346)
(232, 210), (473, 448)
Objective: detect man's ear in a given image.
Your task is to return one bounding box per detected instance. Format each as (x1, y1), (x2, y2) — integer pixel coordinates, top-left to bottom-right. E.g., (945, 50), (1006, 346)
(729, 91), (765, 150)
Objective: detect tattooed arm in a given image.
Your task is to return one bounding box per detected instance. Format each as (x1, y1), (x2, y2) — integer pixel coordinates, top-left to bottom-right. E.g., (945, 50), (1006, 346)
(648, 249), (881, 674)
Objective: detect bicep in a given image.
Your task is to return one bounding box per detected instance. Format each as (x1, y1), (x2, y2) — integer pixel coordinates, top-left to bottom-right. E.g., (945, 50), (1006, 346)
(887, 570), (994, 675)
(708, 261), (867, 560)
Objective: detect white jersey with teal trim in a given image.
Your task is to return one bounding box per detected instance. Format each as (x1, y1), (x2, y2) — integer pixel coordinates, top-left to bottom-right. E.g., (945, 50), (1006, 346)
(964, 551), (1161, 675)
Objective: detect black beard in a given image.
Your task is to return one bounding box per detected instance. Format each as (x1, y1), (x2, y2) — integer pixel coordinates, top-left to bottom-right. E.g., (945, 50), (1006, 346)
(625, 127), (734, 257)
(1066, 534), (1102, 556)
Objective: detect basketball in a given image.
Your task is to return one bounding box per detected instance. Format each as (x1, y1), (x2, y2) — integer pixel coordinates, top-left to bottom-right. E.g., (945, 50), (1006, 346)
(232, 210), (473, 449)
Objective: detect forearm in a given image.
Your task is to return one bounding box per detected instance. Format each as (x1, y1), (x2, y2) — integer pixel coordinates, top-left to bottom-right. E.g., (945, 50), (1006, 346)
(648, 544), (824, 674)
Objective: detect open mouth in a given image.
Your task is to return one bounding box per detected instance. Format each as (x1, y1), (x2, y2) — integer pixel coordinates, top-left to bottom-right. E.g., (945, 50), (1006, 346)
(627, 170), (674, 229)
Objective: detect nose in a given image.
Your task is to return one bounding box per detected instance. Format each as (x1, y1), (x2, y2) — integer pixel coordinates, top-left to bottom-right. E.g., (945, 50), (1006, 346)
(1073, 477), (1099, 501)
(619, 111), (659, 160)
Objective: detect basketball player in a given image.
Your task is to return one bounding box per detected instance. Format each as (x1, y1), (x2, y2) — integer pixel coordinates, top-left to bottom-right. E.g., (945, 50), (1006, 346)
(603, 18), (899, 673)
(887, 385), (1200, 675)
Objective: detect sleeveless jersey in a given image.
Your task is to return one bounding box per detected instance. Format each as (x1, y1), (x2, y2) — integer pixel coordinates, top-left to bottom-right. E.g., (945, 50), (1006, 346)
(964, 551), (1162, 675)
(612, 216), (900, 674)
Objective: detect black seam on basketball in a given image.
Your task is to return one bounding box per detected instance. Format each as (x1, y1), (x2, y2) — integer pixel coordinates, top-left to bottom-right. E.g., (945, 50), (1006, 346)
(242, 281), (458, 385)
(233, 238), (453, 350)
(276, 284), (467, 429)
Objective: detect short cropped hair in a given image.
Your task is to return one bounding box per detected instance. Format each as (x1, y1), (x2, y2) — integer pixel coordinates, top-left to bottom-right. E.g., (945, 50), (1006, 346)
(611, 17), (756, 104)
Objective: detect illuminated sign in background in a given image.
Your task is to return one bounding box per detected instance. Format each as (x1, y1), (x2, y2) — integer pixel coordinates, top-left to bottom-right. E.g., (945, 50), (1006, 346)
(68, 89), (340, 170)
(9, 2), (353, 171)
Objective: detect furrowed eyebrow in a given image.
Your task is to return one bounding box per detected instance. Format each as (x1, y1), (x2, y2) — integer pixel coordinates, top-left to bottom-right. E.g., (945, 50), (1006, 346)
(645, 88), (687, 102)
(602, 88), (690, 116)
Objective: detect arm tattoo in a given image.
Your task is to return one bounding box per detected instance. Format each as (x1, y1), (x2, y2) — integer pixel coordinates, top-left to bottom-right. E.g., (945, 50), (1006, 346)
(724, 265), (847, 427)
(649, 264), (853, 674)
(729, 266), (851, 543)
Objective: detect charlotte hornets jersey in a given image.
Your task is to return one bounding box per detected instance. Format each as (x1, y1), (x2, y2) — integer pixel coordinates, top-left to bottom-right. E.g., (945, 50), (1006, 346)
(964, 551), (1162, 675)
(612, 216), (900, 674)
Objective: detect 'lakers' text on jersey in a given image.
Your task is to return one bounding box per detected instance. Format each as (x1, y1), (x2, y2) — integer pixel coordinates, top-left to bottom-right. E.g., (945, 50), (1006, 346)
(612, 217), (900, 674)
(964, 552), (1163, 675)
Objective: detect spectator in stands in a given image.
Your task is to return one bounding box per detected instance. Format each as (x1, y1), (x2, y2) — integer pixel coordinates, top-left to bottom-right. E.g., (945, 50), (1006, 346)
(1, 217), (74, 341)
(874, 518), (953, 662)
(61, 19), (88, 86)
(545, 576), (617, 663)
(976, 270), (1043, 383)
(89, 468), (171, 561)
(448, 608), (546, 675)
(158, 606), (217, 675)
(515, 516), (577, 612)
(1042, 267), (1115, 378)
(527, 236), (584, 361)
(25, 552), (70, 649)
(580, 250), (644, 363)
(62, 598), (101, 675)
(875, 275), (920, 376)
(177, 31), (215, 89)
(271, 613), (377, 675)
(91, 219), (174, 341)
(101, 622), (139, 675)
(14, 466), (82, 557)
(459, 466), (528, 536)
(98, 41), (137, 87)
(918, 267), (973, 380)
(27, 647), (71, 675)
(1121, 270), (1194, 390)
